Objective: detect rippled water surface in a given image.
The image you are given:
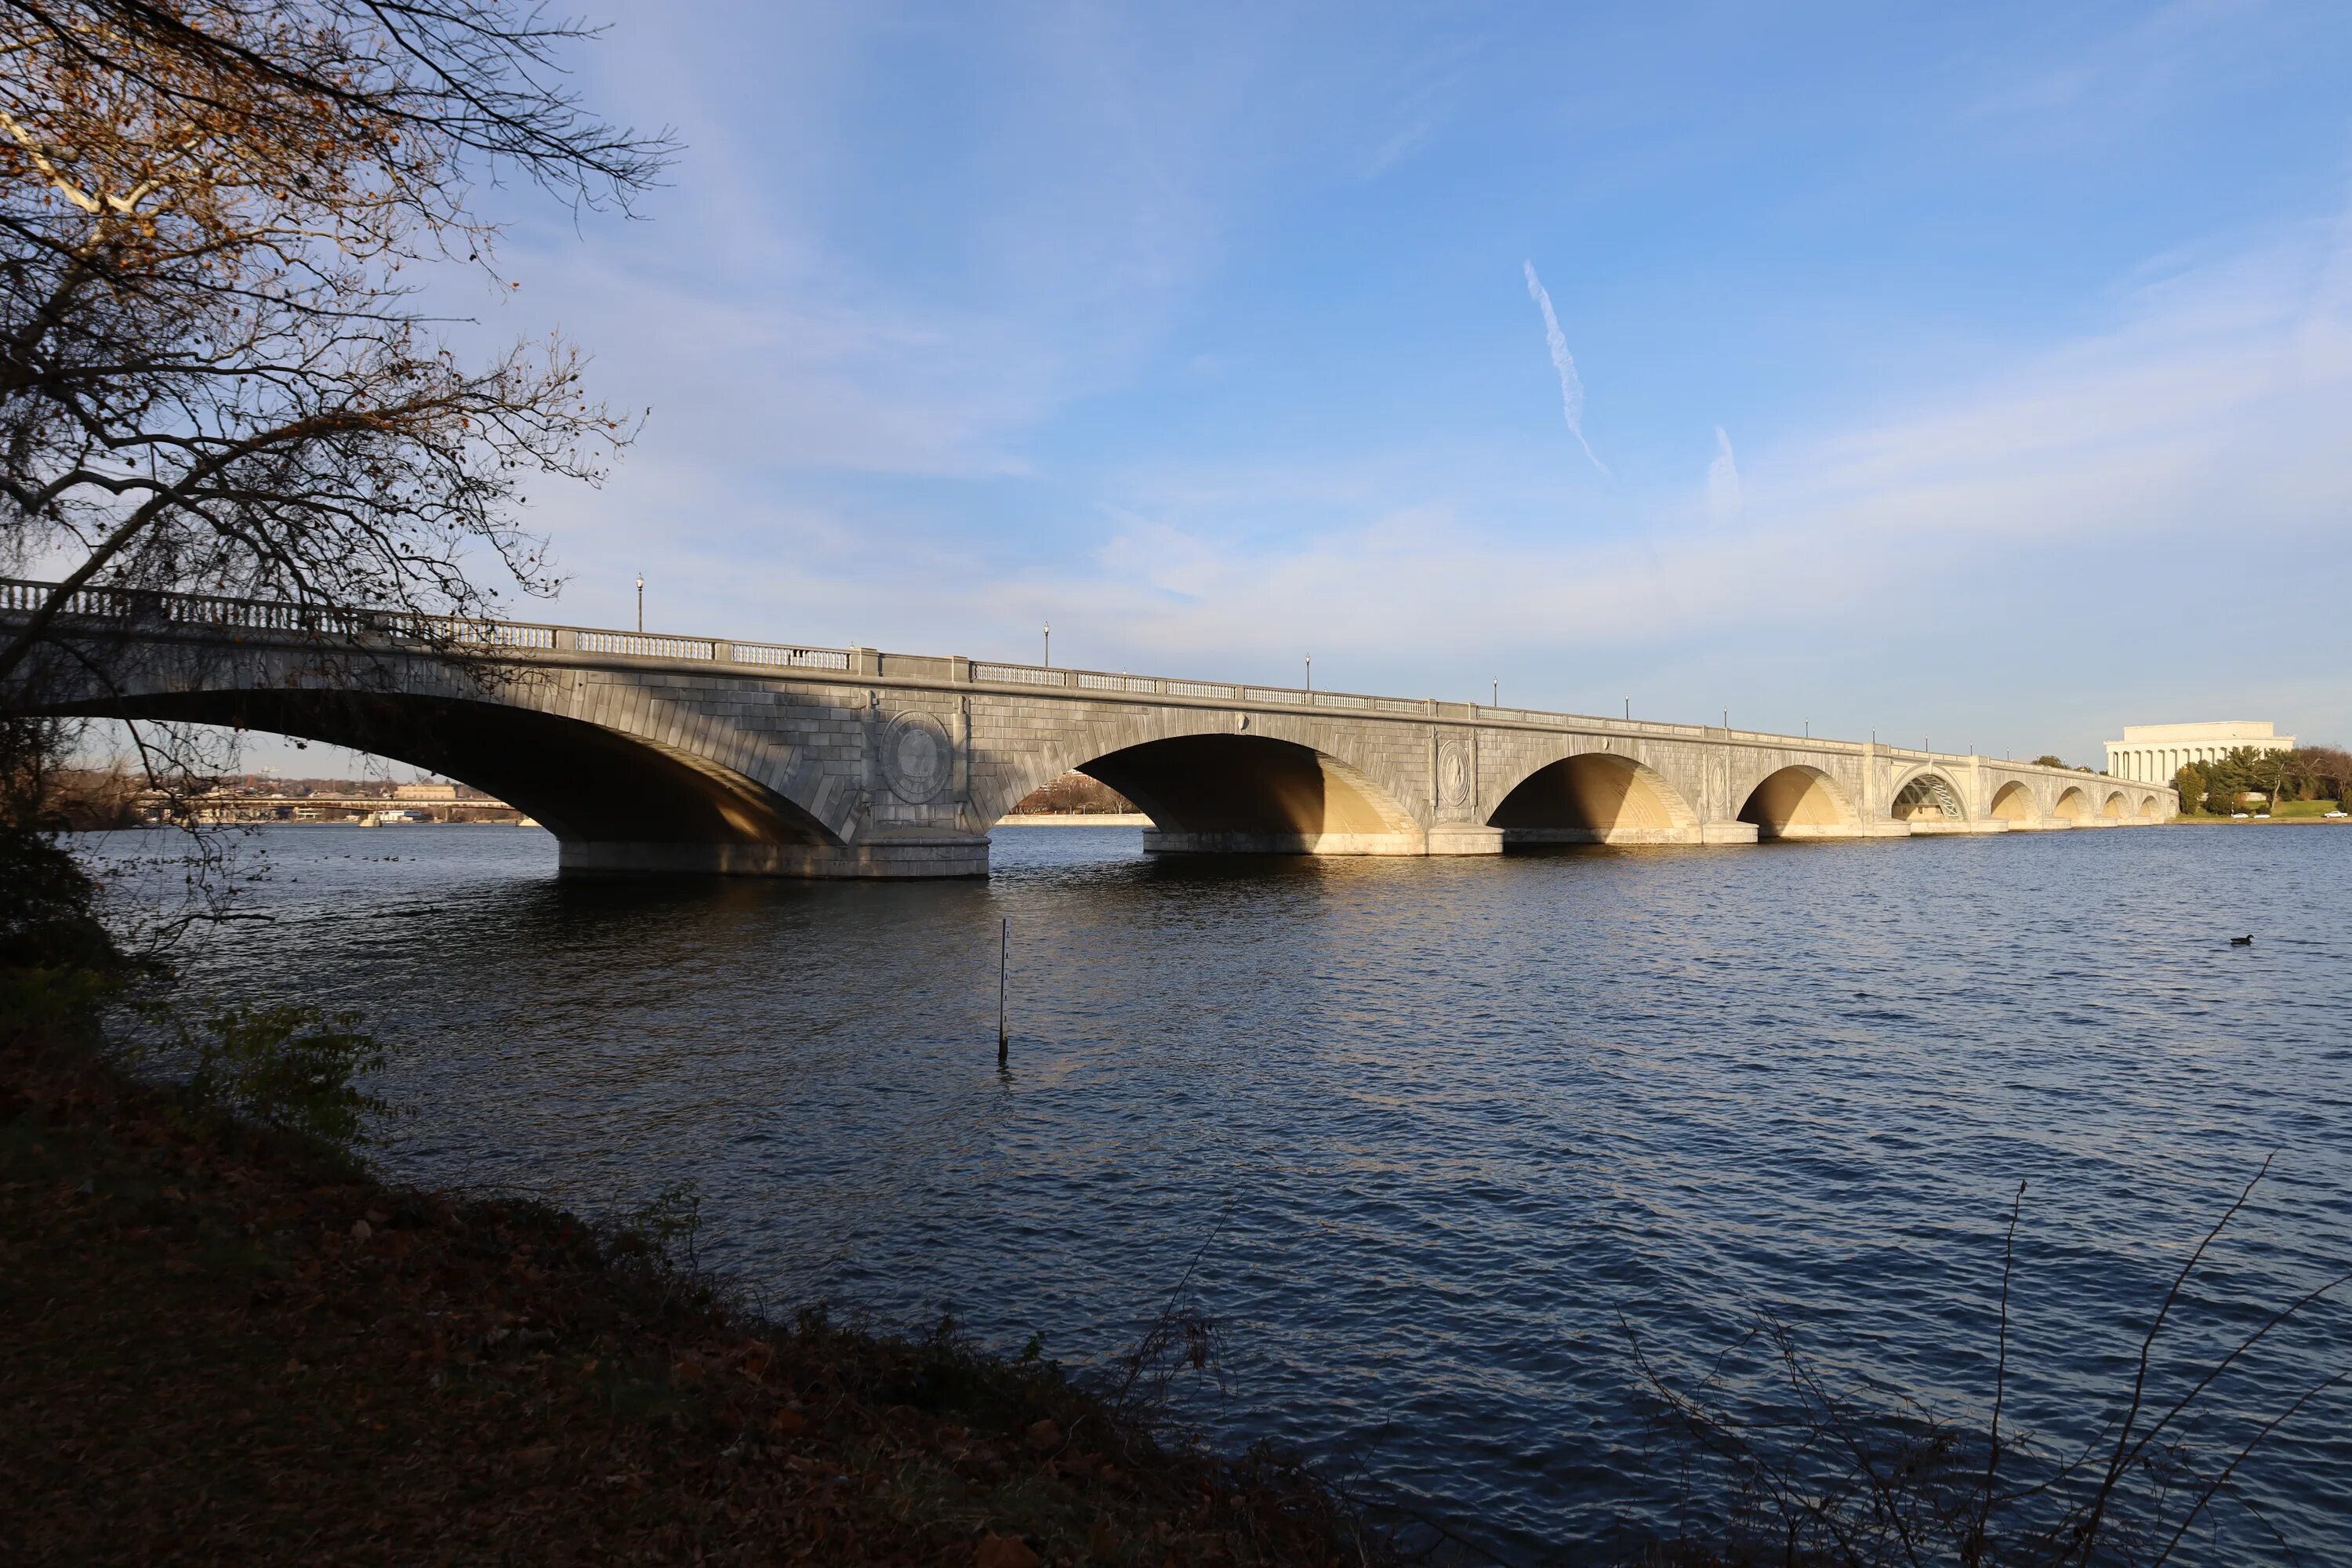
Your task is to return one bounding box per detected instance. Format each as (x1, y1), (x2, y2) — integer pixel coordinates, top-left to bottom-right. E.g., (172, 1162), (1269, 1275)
(136, 822), (2352, 1559)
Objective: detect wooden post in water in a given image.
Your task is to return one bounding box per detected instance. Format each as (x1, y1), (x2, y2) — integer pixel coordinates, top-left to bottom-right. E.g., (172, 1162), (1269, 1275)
(996, 916), (1009, 1066)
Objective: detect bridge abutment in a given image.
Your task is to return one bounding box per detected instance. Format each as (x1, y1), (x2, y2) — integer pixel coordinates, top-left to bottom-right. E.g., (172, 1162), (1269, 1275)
(1426, 825), (1505, 855)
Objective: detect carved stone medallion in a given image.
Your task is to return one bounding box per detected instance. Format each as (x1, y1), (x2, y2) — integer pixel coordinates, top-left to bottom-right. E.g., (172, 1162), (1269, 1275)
(884, 711), (953, 804)
(1438, 739), (1472, 811)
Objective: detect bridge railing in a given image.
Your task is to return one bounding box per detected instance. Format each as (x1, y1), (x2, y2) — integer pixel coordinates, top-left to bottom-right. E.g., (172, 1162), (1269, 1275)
(2, 575), (553, 648)
(4, 576), (387, 637)
(2, 575), (854, 673)
(966, 655), (1785, 742)
(576, 629), (714, 661)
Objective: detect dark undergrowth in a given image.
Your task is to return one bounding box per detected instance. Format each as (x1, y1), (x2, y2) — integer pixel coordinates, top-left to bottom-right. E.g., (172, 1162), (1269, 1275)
(0, 994), (1388, 1567)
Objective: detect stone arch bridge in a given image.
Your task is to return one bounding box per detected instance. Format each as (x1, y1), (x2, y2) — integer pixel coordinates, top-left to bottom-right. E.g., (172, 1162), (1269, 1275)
(5, 579), (2175, 877)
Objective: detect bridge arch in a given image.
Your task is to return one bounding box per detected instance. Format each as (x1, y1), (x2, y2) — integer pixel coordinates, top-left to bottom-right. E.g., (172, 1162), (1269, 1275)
(94, 684), (842, 848)
(2140, 795), (2162, 818)
(2102, 790), (2129, 820)
(990, 706), (1427, 855)
(2052, 786), (2089, 821)
(30, 643), (918, 873)
(1486, 750), (1699, 844)
(1737, 764), (1857, 839)
(1080, 734), (1420, 852)
(1890, 768), (1967, 822)
(1988, 781), (2039, 822)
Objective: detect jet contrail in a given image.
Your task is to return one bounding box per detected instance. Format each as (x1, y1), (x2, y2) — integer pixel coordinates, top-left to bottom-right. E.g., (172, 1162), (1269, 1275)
(1523, 260), (1605, 473)
(1708, 425), (1742, 521)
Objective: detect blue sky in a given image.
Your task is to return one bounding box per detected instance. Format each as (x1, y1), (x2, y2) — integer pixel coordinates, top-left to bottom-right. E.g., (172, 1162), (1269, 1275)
(262, 1), (2352, 773)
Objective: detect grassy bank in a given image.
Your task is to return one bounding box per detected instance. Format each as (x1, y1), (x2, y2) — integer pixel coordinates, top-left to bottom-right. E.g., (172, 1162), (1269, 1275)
(2166, 801), (2347, 825)
(0, 1014), (1379, 1567)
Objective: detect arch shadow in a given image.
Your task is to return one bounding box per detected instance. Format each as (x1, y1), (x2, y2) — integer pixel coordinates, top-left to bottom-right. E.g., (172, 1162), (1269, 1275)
(1738, 765), (1857, 840)
(2052, 786), (2089, 822)
(80, 688), (840, 851)
(1488, 752), (1698, 846)
(1077, 733), (1424, 855)
(1988, 781), (2039, 822)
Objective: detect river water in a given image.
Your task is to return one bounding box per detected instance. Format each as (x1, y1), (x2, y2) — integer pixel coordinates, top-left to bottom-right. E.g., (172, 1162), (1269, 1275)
(118, 822), (2352, 1559)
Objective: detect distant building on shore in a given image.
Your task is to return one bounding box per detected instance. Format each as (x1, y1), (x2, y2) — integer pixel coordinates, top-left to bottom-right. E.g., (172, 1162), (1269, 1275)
(2106, 721), (2294, 782)
(393, 781), (460, 800)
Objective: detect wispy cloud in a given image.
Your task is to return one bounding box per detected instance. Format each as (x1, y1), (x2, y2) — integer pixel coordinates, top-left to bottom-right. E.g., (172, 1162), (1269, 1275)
(1964, 0), (2287, 148)
(1707, 426), (1742, 522)
(1522, 260), (1606, 473)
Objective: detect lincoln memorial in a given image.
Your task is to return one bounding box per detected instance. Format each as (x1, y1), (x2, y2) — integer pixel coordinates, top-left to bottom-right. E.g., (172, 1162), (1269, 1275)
(2105, 720), (2296, 783)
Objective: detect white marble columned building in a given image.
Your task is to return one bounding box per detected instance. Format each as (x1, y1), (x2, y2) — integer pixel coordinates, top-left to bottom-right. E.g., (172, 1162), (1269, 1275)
(2105, 720), (2295, 783)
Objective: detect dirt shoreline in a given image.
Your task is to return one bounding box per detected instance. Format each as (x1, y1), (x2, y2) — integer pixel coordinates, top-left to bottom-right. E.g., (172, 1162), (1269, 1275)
(0, 1033), (1380, 1566)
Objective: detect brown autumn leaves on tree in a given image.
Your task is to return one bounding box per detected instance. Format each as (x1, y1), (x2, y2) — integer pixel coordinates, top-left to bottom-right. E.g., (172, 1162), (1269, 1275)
(0, 1), (669, 954)
(0, 0), (670, 695)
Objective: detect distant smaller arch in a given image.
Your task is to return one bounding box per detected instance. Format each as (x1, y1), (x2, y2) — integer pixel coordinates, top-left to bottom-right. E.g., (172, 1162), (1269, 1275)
(1989, 781), (2038, 822)
(1892, 771), (1965, 822)
(2139, 796), (2162, 818)
(2101, 791), (2128, 820)
(2053, 786), (2088, 821)
(1738, 765), (1857, 839)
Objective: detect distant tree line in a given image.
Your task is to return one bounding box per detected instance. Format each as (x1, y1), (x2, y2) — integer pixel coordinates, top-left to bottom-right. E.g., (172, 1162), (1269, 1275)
(2173, 746), (2350, 815)
(1012, 772), (1137, 815)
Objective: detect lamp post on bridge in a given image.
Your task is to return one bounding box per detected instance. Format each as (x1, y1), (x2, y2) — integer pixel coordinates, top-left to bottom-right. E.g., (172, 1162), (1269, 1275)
(635, 572), (643, 633)
(1044, 622), (1051, 668)
(1305, 653), (1312, 691)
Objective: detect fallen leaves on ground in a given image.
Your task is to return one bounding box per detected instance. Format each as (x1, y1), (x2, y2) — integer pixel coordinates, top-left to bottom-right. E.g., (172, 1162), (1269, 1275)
(0, 1038), (1377, 1566)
